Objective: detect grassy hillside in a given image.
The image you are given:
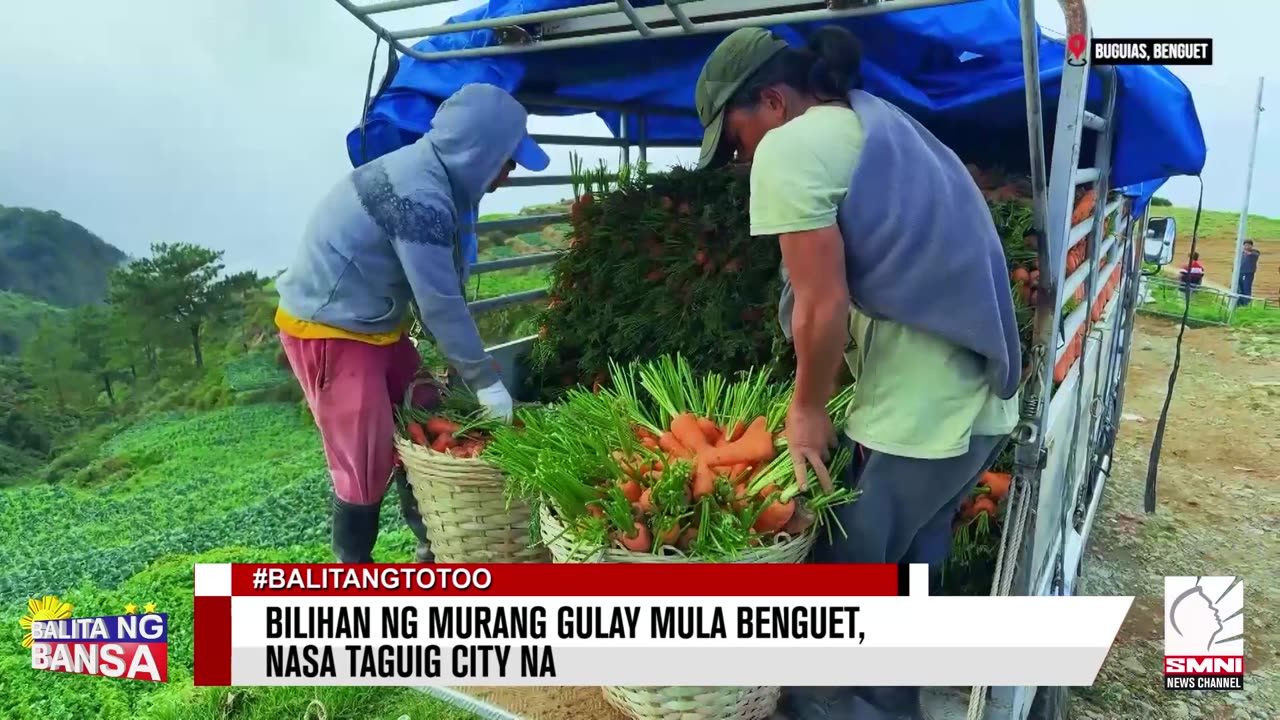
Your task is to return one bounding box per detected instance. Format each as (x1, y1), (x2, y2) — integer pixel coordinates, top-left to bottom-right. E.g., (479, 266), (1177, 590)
(0, 291), (62, 355)
(1150, 206), (1279, 299)
(0, 204), (577, 719)
(0, 407), (468, 719)
(0, 206), (127, 307)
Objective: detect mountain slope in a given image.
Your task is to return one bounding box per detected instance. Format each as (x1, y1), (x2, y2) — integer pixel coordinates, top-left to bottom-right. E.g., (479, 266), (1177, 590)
(0, 290), (62, 355)
(0, 205), (127, 307)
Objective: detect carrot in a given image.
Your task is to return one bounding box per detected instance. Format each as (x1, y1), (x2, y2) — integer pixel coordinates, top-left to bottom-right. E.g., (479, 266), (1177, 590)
(430, 433), (453, 453)
(967, 495), (998, 520)
(696, 417), (721, 445)
(1053, 353), (1070, 384)
(691, 460), (716, 500)
(654, 522), (681, 547)
(406, 423), (429, 446)
(638, 488), (654, 514)
(587, 504), (605, 518)
(753, 496), (796, 534)
(615, 522), (652, 552)
(658, 432), (693, 458)
(1011, 267), (1030, 284)
(426, 417), (459, 436)
(640, 436), (659, 450)
(730, 481), (751, 511)
(783, 503), (816, 535)
(677, 527), (698, 550)
(619, 479), (642, 503)
(701, 416), (775, 467)
(724, 421), (746, 442)
(670, 413), (710, 452)
(979, 471), (1012, 501)
(729, 463), (750, 482)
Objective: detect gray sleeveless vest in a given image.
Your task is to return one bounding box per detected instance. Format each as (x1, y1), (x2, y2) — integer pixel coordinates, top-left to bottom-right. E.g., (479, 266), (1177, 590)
(778, 90), (1021, 399)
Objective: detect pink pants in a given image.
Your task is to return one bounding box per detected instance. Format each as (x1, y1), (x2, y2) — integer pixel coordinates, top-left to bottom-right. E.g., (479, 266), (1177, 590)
(280, 333), (437, 505)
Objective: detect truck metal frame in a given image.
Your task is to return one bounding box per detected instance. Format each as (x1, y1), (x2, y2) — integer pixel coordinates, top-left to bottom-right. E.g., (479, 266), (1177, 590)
(334, 1), (1151, 718)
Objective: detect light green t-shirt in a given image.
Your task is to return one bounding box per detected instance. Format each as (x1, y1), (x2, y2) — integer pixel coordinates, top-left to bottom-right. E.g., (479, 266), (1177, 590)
(749, 105), (1019, 460)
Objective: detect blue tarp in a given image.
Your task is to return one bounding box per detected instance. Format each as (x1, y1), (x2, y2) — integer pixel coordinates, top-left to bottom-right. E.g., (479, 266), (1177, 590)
(1119, 178), (1169, 216)
(349, 0), (1205, 199)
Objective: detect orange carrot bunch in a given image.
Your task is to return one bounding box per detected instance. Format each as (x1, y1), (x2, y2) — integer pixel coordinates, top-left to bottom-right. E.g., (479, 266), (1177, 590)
(402, 415), (492, 458)
(486, 355), (859, 560)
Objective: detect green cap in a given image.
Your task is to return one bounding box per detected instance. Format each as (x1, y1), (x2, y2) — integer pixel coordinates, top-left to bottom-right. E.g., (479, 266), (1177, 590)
(695, 28), (790, 169)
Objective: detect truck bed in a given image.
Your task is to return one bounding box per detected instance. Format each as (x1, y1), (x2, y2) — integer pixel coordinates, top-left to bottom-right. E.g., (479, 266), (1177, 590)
(419, 686), (1013, 719)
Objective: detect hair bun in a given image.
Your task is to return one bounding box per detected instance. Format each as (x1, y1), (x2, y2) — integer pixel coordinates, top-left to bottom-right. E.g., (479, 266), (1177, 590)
(807, 26), (863, 97)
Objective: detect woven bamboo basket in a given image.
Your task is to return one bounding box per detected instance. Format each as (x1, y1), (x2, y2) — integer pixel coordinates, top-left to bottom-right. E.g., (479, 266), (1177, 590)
(395, 380), (546, 564)
(539, 506), (814, 720)
(538, 506), (815, 565)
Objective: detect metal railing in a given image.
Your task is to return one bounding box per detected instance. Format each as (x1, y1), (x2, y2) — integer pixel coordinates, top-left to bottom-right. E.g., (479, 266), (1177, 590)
(1138, 276), (1278, 326)
(332, 0), (978, 62)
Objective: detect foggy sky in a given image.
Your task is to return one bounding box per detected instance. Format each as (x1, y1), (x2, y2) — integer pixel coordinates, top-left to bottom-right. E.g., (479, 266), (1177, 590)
(0, 1), (1267, 275)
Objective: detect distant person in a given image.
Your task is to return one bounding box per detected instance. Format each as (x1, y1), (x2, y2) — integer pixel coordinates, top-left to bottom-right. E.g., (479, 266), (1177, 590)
(1237, 239), (1260, 306)
(1180, 252), (1205, 298)
(274, 84), (549, 564)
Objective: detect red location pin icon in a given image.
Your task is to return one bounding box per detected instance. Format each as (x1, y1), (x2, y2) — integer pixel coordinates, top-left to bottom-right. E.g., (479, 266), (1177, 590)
(1067, 34), (1087, 65)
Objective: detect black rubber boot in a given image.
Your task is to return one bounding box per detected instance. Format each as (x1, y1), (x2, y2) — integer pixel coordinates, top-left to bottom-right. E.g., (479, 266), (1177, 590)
(331, 496), (381, 563)
(394, 469), (434, 563)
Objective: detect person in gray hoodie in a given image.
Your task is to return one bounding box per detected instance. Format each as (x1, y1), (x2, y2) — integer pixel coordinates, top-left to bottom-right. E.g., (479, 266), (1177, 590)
(275, 83), (549, 564)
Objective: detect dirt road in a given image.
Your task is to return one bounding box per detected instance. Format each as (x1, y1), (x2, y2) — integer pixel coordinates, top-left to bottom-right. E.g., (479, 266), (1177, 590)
(1074, 317), (1280, 718)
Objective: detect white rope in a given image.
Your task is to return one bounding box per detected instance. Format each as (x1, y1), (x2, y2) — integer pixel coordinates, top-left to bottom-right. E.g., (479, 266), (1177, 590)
(965, 470), (1035, 720)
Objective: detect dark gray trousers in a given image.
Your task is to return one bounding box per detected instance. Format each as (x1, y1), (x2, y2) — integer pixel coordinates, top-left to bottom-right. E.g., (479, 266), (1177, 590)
(783, 433), (1007, 719)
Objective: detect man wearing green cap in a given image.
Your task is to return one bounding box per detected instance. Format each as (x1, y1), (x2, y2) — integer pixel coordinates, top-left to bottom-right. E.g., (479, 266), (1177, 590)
(696, 25), (1021, 720)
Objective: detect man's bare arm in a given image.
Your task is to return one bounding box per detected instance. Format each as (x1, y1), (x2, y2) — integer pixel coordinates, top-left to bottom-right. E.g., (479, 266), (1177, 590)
(780, 225), (851, 410)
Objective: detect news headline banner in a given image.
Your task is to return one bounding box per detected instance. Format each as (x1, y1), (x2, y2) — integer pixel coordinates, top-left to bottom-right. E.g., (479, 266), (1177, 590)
(193, 564), (1132, 688)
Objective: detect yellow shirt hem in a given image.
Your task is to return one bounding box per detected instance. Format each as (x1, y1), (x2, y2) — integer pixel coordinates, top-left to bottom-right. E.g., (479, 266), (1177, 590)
(274, 307), (407, 346)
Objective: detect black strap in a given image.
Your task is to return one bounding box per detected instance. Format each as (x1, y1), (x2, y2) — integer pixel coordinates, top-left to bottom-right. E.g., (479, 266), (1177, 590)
(357, 36), (402, 166)
(1143, 177), (1205, 513)
(358, 36), (381, 166)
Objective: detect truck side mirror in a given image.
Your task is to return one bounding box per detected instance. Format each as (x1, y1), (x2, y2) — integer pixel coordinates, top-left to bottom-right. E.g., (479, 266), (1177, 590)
(1144, 216), (1176, 266)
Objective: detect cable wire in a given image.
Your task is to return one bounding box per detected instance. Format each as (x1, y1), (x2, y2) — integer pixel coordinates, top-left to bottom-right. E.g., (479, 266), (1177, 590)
(1143, 176), (1205, 513)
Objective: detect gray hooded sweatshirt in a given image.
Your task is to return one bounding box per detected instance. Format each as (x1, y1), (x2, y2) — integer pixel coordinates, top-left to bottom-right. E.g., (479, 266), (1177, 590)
(277, 84), (529, 390)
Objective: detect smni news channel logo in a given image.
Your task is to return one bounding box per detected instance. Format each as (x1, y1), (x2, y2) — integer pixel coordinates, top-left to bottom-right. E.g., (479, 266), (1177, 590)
(1164, 576), (1244, 691)
(20, 595), (170, 682)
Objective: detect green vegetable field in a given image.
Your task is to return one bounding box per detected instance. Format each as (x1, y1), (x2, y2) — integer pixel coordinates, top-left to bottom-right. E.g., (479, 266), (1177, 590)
(0, 403), (474, 719)
(0, 205), (573, 719)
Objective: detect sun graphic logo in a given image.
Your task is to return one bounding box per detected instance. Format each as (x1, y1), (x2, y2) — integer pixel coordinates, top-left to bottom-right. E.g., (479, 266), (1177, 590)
(20, 595), (170, 682)
(1163, 576), (1244, 691)
(20, 596), (74, 649)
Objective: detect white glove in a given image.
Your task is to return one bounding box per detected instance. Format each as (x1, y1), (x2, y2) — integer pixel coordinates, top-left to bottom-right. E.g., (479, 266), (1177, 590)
(475, 381), (514, 423)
